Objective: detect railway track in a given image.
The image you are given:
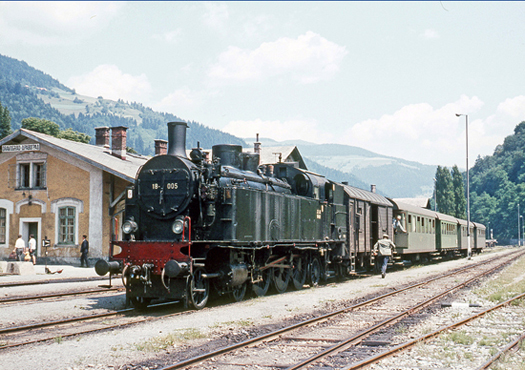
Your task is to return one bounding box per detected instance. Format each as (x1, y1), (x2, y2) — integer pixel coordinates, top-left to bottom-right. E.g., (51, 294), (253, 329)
(0, 275), (114, 288)
(0, 286), (124, 305)
(344, 291), (525, 370)
(0, 299), (188, 349)
(157, 249), (525, 370)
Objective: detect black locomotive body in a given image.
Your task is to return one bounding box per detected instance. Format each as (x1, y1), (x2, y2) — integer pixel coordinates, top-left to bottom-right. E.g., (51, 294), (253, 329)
(96, 121), (372, 309)
(95, 121), (483, 310)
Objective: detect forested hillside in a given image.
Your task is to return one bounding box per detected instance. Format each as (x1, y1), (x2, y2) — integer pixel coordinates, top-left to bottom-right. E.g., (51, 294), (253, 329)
(0, 54), (245, 155)
(470, 121), (525, 242)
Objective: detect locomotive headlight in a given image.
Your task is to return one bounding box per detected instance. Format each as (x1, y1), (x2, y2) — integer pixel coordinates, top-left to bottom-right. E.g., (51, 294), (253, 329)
(172, 217), (184, 234)
(122, 219), (138, 234)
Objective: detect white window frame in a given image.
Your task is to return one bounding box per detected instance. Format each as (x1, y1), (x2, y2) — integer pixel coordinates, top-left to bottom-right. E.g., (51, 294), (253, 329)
(15, 152), (47, 190)
(51, 198), (83, 247)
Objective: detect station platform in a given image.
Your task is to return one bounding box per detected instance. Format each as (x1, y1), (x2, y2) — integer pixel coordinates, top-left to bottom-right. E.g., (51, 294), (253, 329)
(0, 261), (103, 284)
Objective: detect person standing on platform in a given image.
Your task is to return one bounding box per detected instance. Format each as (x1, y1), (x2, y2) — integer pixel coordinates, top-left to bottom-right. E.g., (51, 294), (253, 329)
(28, 234), (37, 265)
(13, 235), (26, 261)
(80, 235), (89, 267)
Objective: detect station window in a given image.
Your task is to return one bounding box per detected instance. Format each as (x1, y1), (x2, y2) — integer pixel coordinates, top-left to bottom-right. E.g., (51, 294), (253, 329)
(58, 206), (75, 244)
(17, 161), (46, 189)
(0, 208), (5, 244)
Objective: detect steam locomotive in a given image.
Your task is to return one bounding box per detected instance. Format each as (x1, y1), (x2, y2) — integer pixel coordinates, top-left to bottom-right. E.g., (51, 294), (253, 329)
(95, 121), (485, 309)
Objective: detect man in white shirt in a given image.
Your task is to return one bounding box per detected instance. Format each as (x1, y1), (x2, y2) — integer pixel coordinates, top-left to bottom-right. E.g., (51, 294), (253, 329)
(12, 235), (26, 261)
(28, 234), (37, 265)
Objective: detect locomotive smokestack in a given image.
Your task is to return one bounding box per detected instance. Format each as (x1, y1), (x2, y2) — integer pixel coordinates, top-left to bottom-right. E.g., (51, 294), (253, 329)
(167, 121), (188, 158)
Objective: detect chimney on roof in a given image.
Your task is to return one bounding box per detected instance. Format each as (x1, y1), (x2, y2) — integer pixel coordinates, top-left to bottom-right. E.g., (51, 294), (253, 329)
(254, 133), (261, 154)
(371, 184), (376, 193)
(95, 127), (110, 147)
(110, 126), (127, 160)
(154, 139), (168, 156)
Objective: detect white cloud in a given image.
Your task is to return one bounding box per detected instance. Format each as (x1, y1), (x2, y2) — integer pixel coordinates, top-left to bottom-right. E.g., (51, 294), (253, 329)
(152, 87), (202, 115)
(223, 95), (524, 167)
(497, 96), (525, 118)
(340, 95), (511, 166)
(420, 29), (440, 39)
(152, 29), (182, 43)
(223, 118), (334, 143)
(0, 2), (123, 45)
(208, 31), (348, 84)
(67, 65), (152, 102)
(202, 2), (229, 31)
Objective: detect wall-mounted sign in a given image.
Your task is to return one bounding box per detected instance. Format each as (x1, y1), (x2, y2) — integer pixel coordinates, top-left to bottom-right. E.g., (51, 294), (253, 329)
(2, 144), (40, 152)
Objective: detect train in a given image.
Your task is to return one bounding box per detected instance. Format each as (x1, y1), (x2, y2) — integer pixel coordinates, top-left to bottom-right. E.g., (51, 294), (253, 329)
(95, 121), (485, 310)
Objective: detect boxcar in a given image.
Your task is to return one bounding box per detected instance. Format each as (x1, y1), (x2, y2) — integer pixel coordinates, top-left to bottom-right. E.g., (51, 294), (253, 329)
(344, 185), (393, 271)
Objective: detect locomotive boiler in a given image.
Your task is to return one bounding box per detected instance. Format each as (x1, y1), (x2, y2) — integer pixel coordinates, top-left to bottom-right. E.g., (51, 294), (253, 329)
(96, 121), (351, 309)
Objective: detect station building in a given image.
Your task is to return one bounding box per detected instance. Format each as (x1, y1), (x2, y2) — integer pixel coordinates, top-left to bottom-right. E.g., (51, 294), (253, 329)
(0, 126), (147, 264)
(0, 126), (306, 264)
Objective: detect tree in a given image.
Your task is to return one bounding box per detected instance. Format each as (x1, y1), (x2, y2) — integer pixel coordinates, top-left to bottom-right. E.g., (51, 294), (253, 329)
(0, 100), (13, 139)
(58, 128), (91, 144)
(21, 117), (60, 136)
(22, 117), (91, 143)
(452, 165), (466, 219)
(435, 166), (454, 215)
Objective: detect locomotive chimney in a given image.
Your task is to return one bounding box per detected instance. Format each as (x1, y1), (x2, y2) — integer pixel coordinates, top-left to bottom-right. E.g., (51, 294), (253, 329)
(95, 127), (110, 147)
(371, 184), (376, 193)
(167, 121), (188, 158)
(110, 126), (127, 160)
(154, 139), (168, 156)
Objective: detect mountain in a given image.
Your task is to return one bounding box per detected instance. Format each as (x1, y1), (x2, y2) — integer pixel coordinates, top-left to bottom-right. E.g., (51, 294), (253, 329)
(1, 52), (434, 198)
(468, 121), (525, 243)
(248, 138), (436, 198)
(0, 54), (246, 155)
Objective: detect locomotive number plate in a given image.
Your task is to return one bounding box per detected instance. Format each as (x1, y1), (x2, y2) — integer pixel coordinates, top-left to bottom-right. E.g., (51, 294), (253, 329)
(151, 182), (179, 190)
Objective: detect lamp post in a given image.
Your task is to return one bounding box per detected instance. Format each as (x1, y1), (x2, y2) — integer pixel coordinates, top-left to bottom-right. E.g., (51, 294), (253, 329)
(433, 177), (438, 212)
(456, 113), (471, 259)
(519, 203), (521, 246)
(518, 215), (525, 246)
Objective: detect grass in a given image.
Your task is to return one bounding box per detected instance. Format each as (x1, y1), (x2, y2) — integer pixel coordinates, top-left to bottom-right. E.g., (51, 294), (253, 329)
(54, 336), (63, 344)
(474, 255), (525, 303)
(394, 323), (408, 335)
(444, 330), (475, 345)
(134, 328), (206, 352)
(210, 319), (254, 329)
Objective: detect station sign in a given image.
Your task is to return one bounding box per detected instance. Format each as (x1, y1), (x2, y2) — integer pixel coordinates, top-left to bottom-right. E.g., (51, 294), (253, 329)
(2, 144), (40, 152)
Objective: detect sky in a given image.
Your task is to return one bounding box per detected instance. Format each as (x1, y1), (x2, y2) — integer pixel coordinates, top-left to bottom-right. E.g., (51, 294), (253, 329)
(1, 1), (525, 167)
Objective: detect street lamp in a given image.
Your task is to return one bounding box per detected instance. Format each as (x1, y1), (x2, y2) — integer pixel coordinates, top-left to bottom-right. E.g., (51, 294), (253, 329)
(456, 113), (471, 259)
(433, 177), (438, 212)
(518, 215), (525, 246)
(519, 204), (521, 246)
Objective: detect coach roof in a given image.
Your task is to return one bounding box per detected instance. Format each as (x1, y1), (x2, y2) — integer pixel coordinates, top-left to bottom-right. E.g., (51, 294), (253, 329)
(343, 184), (392, 207)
